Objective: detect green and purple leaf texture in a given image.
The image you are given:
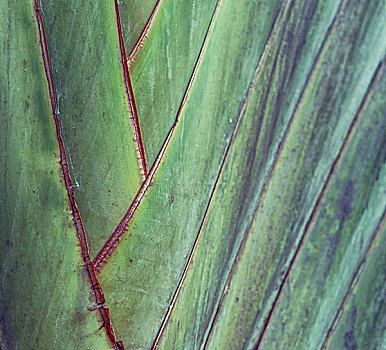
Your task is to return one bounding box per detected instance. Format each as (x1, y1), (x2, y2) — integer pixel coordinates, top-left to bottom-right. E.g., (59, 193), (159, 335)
(0, 0), (385, 349)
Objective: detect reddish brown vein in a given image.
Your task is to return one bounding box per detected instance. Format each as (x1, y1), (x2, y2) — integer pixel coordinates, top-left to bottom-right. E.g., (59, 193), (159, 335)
(127, 0), (162, 62)
(203, 1), (348, 347)
(93, 125), (174, 272)
(93, 0), (223, 273)
(151, 0), (288, 347)
(254, 59), (384, 349)
(114, 0), (149, 179)
(97, 305), (126, 350)
(34, 0), (89, 266)
(321, 211), (386, 350)
(34, 2), (123, 349)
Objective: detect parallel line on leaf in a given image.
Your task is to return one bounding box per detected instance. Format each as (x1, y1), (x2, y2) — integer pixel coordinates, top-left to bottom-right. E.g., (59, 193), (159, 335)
(203, 0), (348, 347)
(34, 2), (123, 349)
(127, 0), (163, 62)
(321, 210), (386, 350)
(254, 59), (385, 349)
(150, 0), (290, 347)
(114, 0), (149, 179)
(93, 0), (223, 273)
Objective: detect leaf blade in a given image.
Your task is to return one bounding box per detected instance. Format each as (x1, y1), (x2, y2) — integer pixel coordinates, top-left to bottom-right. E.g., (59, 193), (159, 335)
(156, 0), (348, 347)
(97, 0), (286, 347)
(256, 63), (386, 350)
(204, 0), (386, 347)
(118, 0), (160, 57)
(40, 0), (143, 257)
(0, 2), (111, 348)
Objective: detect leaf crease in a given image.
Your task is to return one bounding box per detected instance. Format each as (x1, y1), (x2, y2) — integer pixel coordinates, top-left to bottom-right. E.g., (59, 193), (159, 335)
(321, 211), (386, 350)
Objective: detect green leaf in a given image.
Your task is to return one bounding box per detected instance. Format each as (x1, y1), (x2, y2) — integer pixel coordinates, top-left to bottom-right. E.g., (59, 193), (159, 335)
(326, 220), (386, 350)
(129, 0), (221, 167)
(0, 2), (110, 348)
(118, 0), (160, 56)
(157, 0), (347, 346)
(40, 0), (144, 257)
(250, 64), (386, 350)
(1, 0), (384, 349)
(97, 0), (286, 347)
(198, 1), (386, 348)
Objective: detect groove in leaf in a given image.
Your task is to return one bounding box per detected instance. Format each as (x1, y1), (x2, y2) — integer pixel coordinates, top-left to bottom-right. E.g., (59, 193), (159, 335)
(130, 0), (223, 168)
(324, 217), (386, 350)
(127, 0), (162, 62)
(118, 0), (161, 58)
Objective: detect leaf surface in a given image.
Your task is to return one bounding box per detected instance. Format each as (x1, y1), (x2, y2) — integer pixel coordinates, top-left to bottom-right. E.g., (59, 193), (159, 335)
(129, 0), (229, 167)
(0, 2), (110, 348)
(157, 0), (346, 347)
(97, 0), (285, 347)
(0, 0), (384, 349)
(326, 220), (386, 350)
(40, 0), (143, 257)
(118, 0), (160, 57)
(203, 0), (386, 347)
(256, 64), (386, 350)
